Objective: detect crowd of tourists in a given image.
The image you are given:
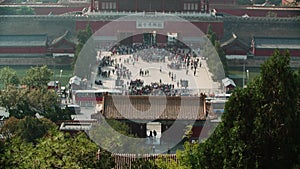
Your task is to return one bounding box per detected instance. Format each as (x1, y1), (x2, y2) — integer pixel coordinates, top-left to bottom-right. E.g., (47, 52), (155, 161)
(128, 79), (178, 96)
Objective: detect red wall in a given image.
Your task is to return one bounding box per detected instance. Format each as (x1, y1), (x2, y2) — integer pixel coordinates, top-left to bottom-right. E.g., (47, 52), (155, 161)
(215, 8), (300, 17)
(76, 20), (224, 41)
(191, 21), (224, 40)
(0, 47), (47, 53)
(51, 39), (75, 53)
(191, 124), (211, 139)
(52, 48), (74, 53)
(224, 49), (249, 55)
(210, 0), (236, 5)
(132, 34), (143, 43)
(34, 7), (88, 15)
(76, 20), (110, 33)
(254, 48), (300, 57)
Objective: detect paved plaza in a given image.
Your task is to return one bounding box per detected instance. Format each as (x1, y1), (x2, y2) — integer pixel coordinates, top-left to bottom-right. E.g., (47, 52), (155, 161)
(92, 52), (221, 95)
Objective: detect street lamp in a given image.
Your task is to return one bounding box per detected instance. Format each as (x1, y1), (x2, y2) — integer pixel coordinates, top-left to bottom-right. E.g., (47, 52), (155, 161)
(59, 69), (63, 91)
(246, 69), (249, 84)
(53, 55), (56, 90)
(153, 30), (156, 45)
(242, 56), (247, 88)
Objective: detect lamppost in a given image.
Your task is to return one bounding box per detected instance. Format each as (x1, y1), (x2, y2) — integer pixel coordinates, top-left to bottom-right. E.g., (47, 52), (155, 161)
(53, 55), (56, 90)
(58, 69), (63, 104)
(246, 69), (249, 85)
(59, 69), (63, 79)
(59, 69), (63, 91)
(242, 60), (245, 88)
(153, 30), (156, 45)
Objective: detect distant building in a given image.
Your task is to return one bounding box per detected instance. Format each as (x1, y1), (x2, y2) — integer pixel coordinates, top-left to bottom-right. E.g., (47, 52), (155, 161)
(0, 34), (48, 57)
(251, 37), (300, 58)
(282, 0), (298, 5)
(221, 77), (236, 93)
(68, 0), (89, 3)
(90, 0), (210, 13)
(59, 120), (97, 135)
(0, 31), (75, 60)
(49, 30), (76, 57)
(221, 33), (250, 60)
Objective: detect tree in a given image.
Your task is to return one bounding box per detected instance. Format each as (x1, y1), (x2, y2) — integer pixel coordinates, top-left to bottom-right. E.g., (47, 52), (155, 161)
(0, 85), (38, 118)
(16, 6), (35, 15)
(22, 65), (53, 89)
(0, 84), (72, 121)
(26, 88), (58, 113)
(205, 25), (227, 81)
(0, 66), (19, 88)
(73, 23), (93, 69)
(17, 117), (55, 143)
(174, 50), (300, 168)
(129, 158), (159, 169)
(43, 105), (75, 122)
(215, 41), (228, 76)
(0, 85), (20, 117)
(0, 116), (56, 144)
(0, 7), (35, 15)
(237, 0), (252, 5)
(0, 116), (20, 139)
(25, 88), (73, 122)
(266, 11), (277, 17)
(252, 50), (300, 168)
(1, 129), (114, 168)
(89, 119), (149, 154)
(207, 25), (216, 46)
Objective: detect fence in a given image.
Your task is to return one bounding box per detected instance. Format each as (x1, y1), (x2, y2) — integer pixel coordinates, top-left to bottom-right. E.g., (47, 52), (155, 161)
(112, 153), (177, 169)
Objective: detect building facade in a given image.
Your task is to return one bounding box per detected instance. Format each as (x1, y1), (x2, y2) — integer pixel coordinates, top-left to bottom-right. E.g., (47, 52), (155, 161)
(90, 0), (210, 13)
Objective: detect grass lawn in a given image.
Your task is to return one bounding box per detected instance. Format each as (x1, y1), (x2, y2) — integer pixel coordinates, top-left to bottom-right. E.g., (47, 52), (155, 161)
(228, 70), (260, 87)
(229, 70), (260, 81)
(0, 66), (74, 88)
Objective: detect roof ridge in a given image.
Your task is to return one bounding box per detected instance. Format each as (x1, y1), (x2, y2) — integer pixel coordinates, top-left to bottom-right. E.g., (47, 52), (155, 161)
(0, 34), (47, 36)
(50, 30), (72, 46)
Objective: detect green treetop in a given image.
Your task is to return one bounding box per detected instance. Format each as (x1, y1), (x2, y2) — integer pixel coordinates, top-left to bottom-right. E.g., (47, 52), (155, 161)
(173, 49), (300, 168)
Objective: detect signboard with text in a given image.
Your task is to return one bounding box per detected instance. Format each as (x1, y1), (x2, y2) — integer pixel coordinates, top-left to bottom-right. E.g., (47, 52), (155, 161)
(136, 20), (164, 29)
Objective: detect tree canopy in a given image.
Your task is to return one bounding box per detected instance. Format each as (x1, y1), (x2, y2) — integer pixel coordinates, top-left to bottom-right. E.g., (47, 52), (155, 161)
(73, 23), (93, 69)
(0, 116), (56, 143)
(0, 67), (19, 88)
(205, 24), (227, 81)
(0, 129), (114, 168)
(0, 7), (35, 15)
(22, 65), (53, 89)
(0, 66), (73, 121)
(173, 50), (300, 168)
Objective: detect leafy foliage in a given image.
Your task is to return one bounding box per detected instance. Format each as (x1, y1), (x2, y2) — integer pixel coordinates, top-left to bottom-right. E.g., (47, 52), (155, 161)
(0, 67), (19, 88)
(0, 86), (69, 120)
(207, 25), (217, 46)
(173, 50), (300, 168)
(89, 119), (146, 154)
(73, 23), (93, 69)
(215, 41), (228, 76)
(237, 0), (282, 5)
(0, 66), (73, 121)
(0, 117), (56, 143)
(129, 158), (159, 169)
(204, 25), (227, 81)
(1, 129), (114, 168)
(22, 65), (53, 89)
(0, 7), (35, 15)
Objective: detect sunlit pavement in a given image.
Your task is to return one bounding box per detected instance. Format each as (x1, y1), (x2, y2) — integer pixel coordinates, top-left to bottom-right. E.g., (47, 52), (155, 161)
(92, 54), (221, 95)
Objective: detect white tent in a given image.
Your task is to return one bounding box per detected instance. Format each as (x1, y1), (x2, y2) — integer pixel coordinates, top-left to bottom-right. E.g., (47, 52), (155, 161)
(222, 77), (236, 89)
(69, 76), (82, 86)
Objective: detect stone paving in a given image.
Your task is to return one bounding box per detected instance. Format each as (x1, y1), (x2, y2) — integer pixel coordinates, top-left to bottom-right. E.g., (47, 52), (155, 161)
(92, 53), (221, 95)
